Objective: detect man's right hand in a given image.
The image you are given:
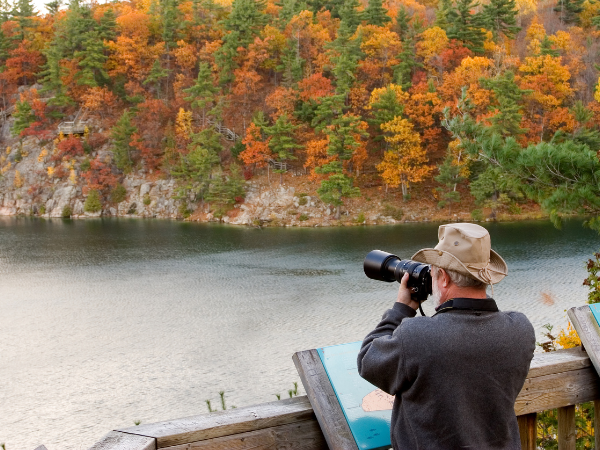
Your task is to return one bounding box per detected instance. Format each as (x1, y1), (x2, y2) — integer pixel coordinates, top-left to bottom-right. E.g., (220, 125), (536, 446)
(396, 273), (419, 310)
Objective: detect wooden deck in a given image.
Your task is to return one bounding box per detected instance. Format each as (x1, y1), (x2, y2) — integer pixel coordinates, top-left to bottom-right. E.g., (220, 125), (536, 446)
(57, 120), (91, 135)
(88, 344), (600, 450)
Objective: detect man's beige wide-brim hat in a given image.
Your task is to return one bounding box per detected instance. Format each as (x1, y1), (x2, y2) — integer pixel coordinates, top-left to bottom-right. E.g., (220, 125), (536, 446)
(411, 223), (507, 285)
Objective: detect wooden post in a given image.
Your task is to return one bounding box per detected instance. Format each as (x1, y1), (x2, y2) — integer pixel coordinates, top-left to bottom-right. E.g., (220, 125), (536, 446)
(517, 413), (537, 450)
(557, 405), (576, 450)
(595, 399), (600, 450)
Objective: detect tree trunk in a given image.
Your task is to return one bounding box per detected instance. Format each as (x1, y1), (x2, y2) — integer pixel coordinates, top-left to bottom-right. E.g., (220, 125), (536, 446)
(335, 205), (341, 219)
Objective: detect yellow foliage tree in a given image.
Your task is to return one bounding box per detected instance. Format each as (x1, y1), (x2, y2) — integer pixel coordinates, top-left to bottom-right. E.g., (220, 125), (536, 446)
(594, 78), (600, 103)
(516, 0), (538, 16)
(377, 117), (433, 197)
(47, 166), (54, 178)
(69, 169), (77, 185)
(416, 26), (448, 75)
(175, 107), (193, 139)
(14, 170), (23, 188)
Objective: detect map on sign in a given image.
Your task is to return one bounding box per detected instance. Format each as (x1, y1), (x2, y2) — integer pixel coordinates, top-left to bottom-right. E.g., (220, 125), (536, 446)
(590, 304), (600, 327)
(317, 341), (394, 450)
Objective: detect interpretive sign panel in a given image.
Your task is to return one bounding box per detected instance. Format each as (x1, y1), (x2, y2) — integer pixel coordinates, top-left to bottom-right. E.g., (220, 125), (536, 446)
(568, 305), (600, 378)
(591, 304), (600, 326)
(294, 342), (393, 450)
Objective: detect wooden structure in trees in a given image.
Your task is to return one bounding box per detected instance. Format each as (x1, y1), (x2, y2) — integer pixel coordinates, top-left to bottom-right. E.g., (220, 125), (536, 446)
(58, 108), (91, 135)
(88, 342), (600, 450)
(205, 118), (240, 142)
(268, 158), (289, 172)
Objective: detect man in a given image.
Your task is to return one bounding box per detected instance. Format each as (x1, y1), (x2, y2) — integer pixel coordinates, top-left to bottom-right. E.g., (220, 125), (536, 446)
(357, 223), (535, 450)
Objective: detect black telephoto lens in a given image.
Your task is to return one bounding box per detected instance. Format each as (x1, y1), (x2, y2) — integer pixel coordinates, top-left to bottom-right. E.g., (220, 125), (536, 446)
(363, 250), (433, 302)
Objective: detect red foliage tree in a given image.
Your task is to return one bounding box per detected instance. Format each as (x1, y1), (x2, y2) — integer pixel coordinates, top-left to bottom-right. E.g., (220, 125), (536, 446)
(81, 156), (118, 196)
(53, 136), (85, 161)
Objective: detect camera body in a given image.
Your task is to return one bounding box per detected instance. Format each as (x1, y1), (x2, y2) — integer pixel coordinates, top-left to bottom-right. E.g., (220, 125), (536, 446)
(364, 250), (432, 302)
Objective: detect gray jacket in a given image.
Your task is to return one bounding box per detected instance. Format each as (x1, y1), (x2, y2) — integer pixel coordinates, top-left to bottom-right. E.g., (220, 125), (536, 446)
(357, 301), (535, 450)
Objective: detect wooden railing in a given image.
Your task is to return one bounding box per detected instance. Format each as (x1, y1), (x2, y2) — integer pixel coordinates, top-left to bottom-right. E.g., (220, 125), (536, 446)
(57, 120), (91, 135)
(88, 346), (600, 450)
(205, 118), (240, 141)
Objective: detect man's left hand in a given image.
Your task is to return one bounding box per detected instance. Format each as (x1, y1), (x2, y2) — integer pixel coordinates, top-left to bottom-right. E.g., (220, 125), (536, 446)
(396, 273), (420, 310)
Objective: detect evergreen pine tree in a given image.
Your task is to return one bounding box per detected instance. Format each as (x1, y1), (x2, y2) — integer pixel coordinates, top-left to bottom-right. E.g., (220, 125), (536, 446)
(368, 86), (405, 141)
(172, 129), (221, 204)
(337, 0), (362, 32)
(74, 31), (108, 87)
(162, 0), (181, 52)
(306, 0), (344, 18)
(277, 0), (307, 26)
(481, 71), (530, 137)
(264, 113), (300, 182)
(278, 43), (304, 87)
(540, 35), (560, 56)
(446, 0), (487, 54)
(39, 43), (73, 108)
(84, 189), (102, 212)
(435, 0), (453, 30)
(364, 0), (391, 26)
(553, 0), (583, 24)
(395, 6), (410, 38)
(315, 161), (360, 219)
(311, 94), (346, 132)
(12, 99), (35, 136)
(215, 0), (267, 84)
(184, 62), (219, 124)
(482, 0), (520, 41)
(44, 0), (61, 15)
(111, 110), (137, 172)
(325, 113), (368, 164)
(13, 0), (36, 40)
(98, 9), (117, 42)
(329, 21), (362, 97)
(222, 0), (266, 47)
(144, 59), (170, 100)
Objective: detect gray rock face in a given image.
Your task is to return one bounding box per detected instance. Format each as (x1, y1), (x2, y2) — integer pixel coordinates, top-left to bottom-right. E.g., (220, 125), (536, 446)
(47, 185), (76, 217)
(0, 138), (186, 220)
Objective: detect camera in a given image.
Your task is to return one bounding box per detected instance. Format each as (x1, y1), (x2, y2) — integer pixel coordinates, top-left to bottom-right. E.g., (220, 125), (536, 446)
(364, 250), (432, 302)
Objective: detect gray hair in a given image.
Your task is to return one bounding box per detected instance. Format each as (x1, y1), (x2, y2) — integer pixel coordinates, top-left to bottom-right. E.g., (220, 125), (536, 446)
(433, 266), (487, 289)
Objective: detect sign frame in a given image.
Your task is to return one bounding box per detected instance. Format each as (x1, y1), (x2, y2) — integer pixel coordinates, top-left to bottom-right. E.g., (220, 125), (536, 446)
(567, 305), (600, 376)
(293, 349), (360, 450)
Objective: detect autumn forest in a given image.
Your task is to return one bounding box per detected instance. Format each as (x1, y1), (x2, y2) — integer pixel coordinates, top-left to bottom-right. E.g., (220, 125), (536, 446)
(2, 0), (600, 223)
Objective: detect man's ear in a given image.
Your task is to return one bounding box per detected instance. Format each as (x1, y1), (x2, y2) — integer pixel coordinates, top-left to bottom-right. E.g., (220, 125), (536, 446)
(440, 268), (451, 287)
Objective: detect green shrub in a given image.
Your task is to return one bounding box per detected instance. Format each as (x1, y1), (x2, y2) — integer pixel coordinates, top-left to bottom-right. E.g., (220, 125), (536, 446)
(110, 184), (127, 203)
(382, 204), (403, 220)
(298, 196), (308, 206)
(84, 190), (102, 213)
(178, 203), (191, 218)
(299, 213), (309, 221)
(355, 212), (366, 223)
(62, 205), (72, 218)
(38, 204), (46, 215)
(471, 209), (484, 221)
(143, 193), (151, 205)
(508, 203), (522, 215)
(80, 157), (91, 172)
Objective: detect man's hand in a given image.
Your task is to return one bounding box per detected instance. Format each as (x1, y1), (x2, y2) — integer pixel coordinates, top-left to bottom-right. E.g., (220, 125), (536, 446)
(397, 273), (420, 310)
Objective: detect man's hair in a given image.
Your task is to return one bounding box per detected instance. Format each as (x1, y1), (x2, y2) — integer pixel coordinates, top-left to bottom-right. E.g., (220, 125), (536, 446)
(433, 266), (487, 289)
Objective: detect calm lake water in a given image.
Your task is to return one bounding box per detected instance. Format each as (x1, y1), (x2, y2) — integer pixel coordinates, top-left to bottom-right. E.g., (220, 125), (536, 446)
(1, 217), (599, 449)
